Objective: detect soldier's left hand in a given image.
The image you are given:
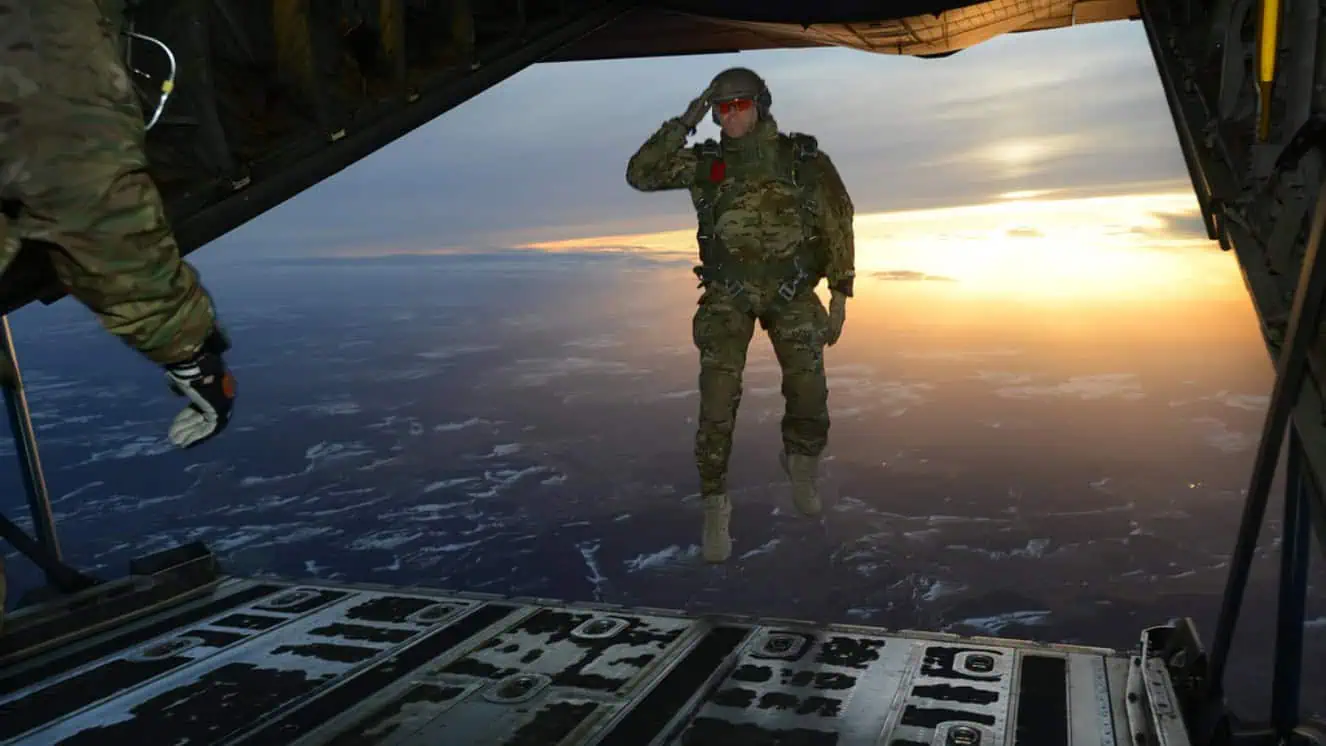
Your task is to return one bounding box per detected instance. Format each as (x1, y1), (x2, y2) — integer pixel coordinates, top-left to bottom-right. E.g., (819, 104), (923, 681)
(163, 330), (236, 448)
(826, 290), (847, 346)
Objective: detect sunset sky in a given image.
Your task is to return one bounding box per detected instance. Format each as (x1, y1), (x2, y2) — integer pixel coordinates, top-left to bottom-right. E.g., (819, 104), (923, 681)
(200, 14), (1243, 310)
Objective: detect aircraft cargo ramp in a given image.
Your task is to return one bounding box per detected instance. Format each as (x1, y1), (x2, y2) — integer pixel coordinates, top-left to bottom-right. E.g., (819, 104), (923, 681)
(0, 550), (1205, 746)
(2, 0), (1326, 744)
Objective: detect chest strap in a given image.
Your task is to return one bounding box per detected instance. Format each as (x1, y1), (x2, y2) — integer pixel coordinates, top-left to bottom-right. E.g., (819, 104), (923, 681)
(691, 134), (823, 305)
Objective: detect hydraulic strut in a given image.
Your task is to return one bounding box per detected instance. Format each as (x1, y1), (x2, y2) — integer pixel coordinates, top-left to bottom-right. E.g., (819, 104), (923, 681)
(0, 316), (98, 595)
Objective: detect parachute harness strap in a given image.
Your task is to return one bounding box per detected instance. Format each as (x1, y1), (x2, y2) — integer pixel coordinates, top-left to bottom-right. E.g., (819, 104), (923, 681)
(781, 133), (820, 302)
(694, 139), (745, 299)
(693, 134), (821, 305)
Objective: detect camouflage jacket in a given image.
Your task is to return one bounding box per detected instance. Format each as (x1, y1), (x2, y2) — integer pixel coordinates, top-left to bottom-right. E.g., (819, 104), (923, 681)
(0, 0), (217, 369)
(626, 115), (855, 297)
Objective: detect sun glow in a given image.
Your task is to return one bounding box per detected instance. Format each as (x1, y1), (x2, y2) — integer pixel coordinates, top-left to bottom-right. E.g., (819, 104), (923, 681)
(519, 191), (1240, 302)
(850, 191), (1234, 300)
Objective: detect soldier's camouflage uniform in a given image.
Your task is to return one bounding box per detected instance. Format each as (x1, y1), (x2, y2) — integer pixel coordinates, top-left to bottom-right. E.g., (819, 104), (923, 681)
(626, 109), (855, 561)
(0, 0), (220, 628)
(1, 0), (217, 365)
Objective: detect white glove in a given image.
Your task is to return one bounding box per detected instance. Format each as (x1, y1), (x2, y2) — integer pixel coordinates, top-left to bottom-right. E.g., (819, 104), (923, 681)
(163, 329), (236, 448)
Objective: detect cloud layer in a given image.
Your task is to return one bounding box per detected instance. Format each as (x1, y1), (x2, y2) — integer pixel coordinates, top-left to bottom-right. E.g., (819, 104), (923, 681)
(206, 20), (1191, 260)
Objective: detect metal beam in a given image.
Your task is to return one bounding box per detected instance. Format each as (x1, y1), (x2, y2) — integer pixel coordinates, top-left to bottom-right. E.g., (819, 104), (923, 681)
(273, 0), (332, 131)
(0, 513), (97, 595)
(1271, 426), (1312, 740)
(0, 317), (59, 563)
(1144, 0), (1223, 238)
(451, 0), (478, 70)
(379, 0), (408, 91)
(1206, 168), (1326, 708)
(177, 0), (238, 177)
(0, 317), (99, 594)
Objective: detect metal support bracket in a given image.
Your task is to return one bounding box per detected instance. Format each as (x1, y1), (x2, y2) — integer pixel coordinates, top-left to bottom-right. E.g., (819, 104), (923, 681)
(1204, 171), (1326, 724)
(1270, 427), (1312, 740)
(0, 316), (99, 596)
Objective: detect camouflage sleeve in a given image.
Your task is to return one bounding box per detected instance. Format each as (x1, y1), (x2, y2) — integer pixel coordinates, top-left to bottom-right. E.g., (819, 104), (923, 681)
(812, 151), (856, 297)
(43, 176), (220, 367)
(5, 0), (217, 366)
(625, 118), (698, 192)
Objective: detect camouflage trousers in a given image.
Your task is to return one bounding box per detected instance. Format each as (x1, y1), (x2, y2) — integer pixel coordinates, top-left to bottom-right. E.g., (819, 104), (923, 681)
(691, 285), (830, 496)
(0, 0), (215, 366)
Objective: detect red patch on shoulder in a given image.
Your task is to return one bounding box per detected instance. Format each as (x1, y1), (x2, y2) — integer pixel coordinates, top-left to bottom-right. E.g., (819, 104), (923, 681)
(709, 160), (726, 182)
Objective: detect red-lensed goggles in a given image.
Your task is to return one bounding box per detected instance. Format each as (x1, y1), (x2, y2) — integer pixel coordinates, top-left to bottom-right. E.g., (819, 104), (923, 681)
(716, 98), (753, 115)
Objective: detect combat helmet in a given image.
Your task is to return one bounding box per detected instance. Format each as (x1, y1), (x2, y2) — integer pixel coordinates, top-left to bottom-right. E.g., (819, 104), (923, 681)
(707, 67), (771, 124)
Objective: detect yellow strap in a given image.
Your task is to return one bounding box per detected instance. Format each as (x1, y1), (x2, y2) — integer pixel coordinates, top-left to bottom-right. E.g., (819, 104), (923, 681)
(1256, 0), (1281, 140)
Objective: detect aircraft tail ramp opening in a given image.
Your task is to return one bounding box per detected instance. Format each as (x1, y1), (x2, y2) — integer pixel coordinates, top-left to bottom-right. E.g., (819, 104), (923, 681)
(1, 0), (1325, 743)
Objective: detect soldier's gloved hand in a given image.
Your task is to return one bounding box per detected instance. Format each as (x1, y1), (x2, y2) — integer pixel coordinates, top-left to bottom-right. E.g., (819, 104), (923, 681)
(825, 290), (848, 346)
(163, 328), (236, 449)
(679, 84), (715, 132)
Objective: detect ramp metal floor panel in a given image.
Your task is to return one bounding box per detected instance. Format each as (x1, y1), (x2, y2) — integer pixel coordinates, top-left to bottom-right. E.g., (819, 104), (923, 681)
(0, 577), (1165, 746)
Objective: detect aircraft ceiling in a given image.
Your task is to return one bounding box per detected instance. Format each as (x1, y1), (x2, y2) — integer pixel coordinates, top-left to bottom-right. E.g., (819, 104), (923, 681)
(546, 0), (1140, 61)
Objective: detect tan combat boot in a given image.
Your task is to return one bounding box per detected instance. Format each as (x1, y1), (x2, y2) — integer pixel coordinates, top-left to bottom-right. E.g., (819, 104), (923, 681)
(780, 450), (822, 516)
(701, 493), (732, 562)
